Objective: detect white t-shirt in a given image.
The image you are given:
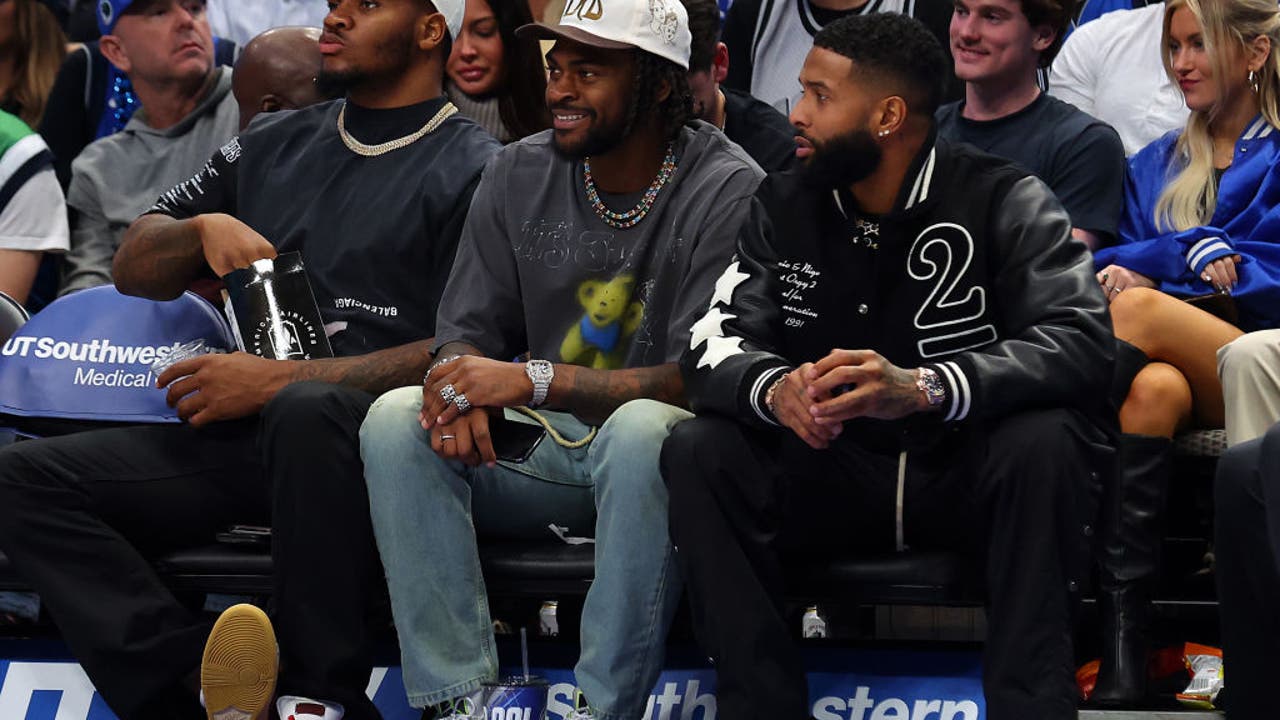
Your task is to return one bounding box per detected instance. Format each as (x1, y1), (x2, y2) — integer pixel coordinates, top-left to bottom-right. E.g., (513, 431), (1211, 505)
(205, 0), (329, 47)
(0, 167), (69, 253)
(1049, 2), (1188, 155)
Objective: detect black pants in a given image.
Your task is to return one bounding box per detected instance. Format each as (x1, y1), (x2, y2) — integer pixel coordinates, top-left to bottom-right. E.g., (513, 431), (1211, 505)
(1214, 422), (1280, 720)
(0, 382), (385, 720)
(661, 409), (1108, 720)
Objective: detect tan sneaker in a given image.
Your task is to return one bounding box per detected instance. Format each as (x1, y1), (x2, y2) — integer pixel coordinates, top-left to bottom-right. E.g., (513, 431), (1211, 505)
(201, 603), (278, 720)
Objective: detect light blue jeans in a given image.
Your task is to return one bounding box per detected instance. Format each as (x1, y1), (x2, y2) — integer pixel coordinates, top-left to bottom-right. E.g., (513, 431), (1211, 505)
(359, 388), (691, 720)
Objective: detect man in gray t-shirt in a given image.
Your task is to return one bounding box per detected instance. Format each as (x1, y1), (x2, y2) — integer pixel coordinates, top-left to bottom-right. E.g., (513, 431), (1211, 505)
(434, 122), (759, 371)
(358, 0), (763, 717)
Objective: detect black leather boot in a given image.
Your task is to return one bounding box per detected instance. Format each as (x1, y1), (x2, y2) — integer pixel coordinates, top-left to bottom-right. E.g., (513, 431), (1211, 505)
(1090, 433), (1172, 707)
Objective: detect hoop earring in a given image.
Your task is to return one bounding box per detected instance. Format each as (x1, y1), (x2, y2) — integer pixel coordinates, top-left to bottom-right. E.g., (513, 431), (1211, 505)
(1249, 69), (1260, 94)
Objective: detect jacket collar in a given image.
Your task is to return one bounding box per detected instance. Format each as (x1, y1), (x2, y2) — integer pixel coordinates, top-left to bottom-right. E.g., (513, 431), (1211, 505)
(829, 125), (942, 220)
(1241, 115), (1275, 142)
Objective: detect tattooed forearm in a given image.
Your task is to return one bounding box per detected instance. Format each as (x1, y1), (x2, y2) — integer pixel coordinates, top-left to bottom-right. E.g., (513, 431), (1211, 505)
(547, 363), (685, 425)
(286, 340), (434, 395)
(114, 214), (208, 300)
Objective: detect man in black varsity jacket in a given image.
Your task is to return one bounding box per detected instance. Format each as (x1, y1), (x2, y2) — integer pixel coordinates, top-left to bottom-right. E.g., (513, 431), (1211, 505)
(660, 13), (1115, 720)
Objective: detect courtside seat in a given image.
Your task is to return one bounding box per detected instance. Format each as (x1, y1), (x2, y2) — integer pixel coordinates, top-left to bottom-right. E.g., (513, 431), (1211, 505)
(1, 545), (977, 607)
(1173, 428), (1228, 458)
(148, 544), (978, 606)
(0, 291), (28, 344)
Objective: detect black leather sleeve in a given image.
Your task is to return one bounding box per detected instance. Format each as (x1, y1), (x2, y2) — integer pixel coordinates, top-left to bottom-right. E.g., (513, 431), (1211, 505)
(923, 176), (1115, 422)
(680, 195), (794, 428)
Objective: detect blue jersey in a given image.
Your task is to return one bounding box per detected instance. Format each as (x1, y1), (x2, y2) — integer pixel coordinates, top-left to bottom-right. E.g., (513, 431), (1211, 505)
(1096, 115), (1280, 330)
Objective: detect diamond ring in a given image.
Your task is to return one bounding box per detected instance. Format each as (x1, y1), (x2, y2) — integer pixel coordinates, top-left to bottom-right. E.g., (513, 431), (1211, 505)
(440, 384), (458, 404)
(454, 393), (473, 414)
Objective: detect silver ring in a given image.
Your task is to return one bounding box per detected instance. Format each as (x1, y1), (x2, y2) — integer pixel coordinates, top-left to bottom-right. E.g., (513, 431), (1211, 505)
(440, 384), (457, 403)
(1111, 286), (1121, 294)
(440, 434), (456, 441)
(454, 393), (472, 414)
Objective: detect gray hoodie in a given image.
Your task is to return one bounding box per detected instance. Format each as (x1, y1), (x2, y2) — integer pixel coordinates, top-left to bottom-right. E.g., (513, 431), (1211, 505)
(62, 67), (238, 295)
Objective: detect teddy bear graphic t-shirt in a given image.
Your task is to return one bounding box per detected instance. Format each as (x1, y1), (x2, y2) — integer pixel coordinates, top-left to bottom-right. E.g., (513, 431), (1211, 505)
(433, 121), (764, 370)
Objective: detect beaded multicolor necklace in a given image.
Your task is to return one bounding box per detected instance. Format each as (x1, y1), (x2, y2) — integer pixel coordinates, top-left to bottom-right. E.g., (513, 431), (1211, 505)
(582, 142), (677, 230)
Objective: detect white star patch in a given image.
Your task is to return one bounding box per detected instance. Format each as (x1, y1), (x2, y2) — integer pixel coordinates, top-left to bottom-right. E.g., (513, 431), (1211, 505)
(689, 307), (737, 350)
(709, 261), (750, 308)
(697, 334), (744, 369)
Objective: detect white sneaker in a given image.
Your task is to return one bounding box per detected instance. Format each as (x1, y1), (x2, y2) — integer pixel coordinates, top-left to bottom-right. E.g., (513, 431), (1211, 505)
(565, 689), (596, 720)
(277, 695), (345, 720)
(201, 604), (278, 720)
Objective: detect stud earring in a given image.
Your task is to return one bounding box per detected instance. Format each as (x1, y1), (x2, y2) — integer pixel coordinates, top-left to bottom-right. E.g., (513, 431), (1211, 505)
(878, 130), (890, 137)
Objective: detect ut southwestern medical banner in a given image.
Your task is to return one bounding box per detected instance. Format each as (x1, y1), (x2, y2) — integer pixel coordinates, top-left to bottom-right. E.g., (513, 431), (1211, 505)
(0, 288), (235, 423)
(0, 648), (984, 720)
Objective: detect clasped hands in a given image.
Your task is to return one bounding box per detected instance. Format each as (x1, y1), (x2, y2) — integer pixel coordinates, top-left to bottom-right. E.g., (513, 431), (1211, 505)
(1096, 255), (1241, 305)
(773, 349), (928, 450)
(420, 356), (533, 467)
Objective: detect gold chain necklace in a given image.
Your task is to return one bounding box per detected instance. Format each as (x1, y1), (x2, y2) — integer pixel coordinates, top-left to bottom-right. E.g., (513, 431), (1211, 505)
(337, 101), (458, 157)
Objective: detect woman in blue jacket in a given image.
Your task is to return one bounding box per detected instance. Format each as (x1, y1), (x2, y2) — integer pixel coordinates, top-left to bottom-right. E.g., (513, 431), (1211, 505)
(1090, 0), (1280, 705)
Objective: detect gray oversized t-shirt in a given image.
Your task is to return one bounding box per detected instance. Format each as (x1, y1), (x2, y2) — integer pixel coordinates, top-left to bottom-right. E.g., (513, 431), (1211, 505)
(434, 121), (764, 370)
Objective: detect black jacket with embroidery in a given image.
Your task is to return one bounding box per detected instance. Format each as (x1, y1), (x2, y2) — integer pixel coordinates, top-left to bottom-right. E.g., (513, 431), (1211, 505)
(681, 133), (1115, 453)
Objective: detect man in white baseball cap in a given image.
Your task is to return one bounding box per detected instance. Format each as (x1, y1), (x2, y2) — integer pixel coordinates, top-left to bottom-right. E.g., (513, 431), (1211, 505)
(357, 1), (763, 720)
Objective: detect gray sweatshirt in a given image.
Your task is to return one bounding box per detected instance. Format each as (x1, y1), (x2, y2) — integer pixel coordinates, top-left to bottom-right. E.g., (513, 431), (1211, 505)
(62, 67), (238, 295)
(434, 122), (765, 370)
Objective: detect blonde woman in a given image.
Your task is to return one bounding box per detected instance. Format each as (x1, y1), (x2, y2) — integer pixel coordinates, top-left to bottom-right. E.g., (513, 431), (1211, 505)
(0, 0), (67, 128)
(1090, 0), (1280, 705)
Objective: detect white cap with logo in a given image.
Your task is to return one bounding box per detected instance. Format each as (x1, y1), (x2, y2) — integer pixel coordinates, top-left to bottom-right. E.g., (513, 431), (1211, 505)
(433, 0), (466, 41)
(516, 0), (692, 70)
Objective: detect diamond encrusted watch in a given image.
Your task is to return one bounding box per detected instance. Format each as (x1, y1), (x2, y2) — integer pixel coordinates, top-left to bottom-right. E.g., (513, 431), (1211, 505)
(916, 367), (947, 408)
(526, 359), (554, 408)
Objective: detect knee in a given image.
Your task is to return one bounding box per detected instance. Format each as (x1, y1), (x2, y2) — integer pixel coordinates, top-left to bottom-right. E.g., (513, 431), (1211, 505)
(592, 399), (692, 465)
(1108, 287), (1164, 341)
(1218, 330), (1280, 383)
(261, 380), (350, 428)
(358, 386), (427, 460)
(1121, 363), (1193, 432)
(660, 418), (710, 492)
(660, 416), (744, 496)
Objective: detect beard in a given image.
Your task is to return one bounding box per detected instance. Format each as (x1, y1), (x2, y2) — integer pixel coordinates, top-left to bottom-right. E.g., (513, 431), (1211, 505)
(551, 82), (644, 159)
(314, 70), (349, 99)
(550, 107), (632, 159)
(800, 127), (883, 189)
(315, 23), (416, 96)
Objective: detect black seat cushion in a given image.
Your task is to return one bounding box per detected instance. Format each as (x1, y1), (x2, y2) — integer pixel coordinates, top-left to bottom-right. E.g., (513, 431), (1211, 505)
(0, 542), (976, 604)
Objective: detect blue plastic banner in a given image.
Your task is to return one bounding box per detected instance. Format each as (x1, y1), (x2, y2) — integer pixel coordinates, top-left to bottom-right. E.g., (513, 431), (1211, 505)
(0, 287), (235, 423)
(0, 649), (985, 720)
